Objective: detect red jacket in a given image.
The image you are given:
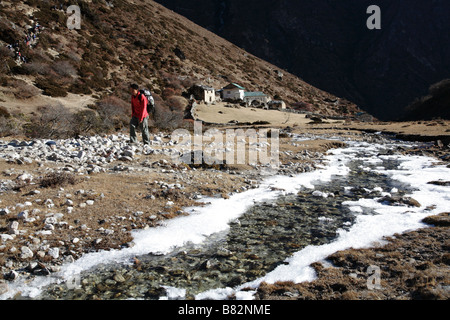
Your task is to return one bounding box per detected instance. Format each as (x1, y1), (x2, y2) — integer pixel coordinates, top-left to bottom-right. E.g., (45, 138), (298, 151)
(131, 92), (149, 122)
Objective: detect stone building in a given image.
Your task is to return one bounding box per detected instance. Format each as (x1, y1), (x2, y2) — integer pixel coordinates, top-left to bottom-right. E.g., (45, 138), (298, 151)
(190, 84), (216, 104)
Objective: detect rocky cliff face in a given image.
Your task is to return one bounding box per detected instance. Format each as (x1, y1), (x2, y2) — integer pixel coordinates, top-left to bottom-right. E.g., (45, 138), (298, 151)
(155, 0), (450, 120)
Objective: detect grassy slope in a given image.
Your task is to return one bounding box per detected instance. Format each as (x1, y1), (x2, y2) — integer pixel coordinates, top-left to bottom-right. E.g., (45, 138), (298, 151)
(0, 0), (361, 124)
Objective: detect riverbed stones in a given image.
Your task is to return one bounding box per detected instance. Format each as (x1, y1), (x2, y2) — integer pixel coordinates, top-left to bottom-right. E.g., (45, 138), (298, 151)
(47, 248), (59, 259)
(0, 282), (8, 295)
(113, 272), (126, 283)
(20, 246), (34, 259)
(378, 195), (421, 207)
(1, 234), (14, 242)
(1, 129), (448, 299)
(8, 221), (19, 235)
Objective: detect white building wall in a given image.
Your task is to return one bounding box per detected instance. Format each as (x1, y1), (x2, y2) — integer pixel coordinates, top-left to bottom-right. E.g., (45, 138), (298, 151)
(204, 89), (216, 103)
(223, 88), (245, 100)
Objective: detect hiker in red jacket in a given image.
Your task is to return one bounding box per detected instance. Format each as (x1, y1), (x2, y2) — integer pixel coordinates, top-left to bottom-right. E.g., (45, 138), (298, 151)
(130, 84), (150, 145)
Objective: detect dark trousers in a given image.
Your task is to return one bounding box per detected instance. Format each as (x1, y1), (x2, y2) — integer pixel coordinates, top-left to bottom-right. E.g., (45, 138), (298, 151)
(130, 116), (150, 144)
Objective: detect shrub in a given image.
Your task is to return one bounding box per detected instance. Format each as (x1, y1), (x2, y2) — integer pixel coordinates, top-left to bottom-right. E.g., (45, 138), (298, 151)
(162, 87), (176, 100)
(39, 172), (79, 188)
(72, 109), (103, 136)
(9, 79), (40, 99)
(69, 80), (93, 95)
(22, 62), (54, 76)
(0, 106), (10, 118)
(0, 115), (23, 137)
(166, 96), (187, 112)
(153, 103), (184, 130)
(71, 96), (130, 136)
(23, 104), (73, 138)
(96, 96), (129, 130)
(51, 60), (78, 77)
(34, 77), (68, 97)
(0, 47), (14, 59)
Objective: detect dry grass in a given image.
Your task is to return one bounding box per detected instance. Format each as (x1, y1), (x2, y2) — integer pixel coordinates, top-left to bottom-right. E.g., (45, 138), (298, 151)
(255, 218), (450, 300)
(0, 151), (248, 262)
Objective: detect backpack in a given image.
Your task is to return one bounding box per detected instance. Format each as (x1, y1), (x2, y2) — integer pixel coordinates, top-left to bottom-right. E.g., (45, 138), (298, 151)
(139, 89), (155, 115)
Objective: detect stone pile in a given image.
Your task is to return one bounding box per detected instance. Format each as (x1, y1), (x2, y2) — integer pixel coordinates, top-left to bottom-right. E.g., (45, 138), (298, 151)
(0, 133), (177, 171)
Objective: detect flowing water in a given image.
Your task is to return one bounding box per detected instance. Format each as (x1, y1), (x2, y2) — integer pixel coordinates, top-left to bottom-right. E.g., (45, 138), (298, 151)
(3, 135), (449, 300)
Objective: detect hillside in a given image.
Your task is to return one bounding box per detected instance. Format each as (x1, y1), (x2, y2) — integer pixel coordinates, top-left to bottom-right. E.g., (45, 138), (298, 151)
(0, 0), (362, 139)
(402, 79), (450, 121)
(154, 0), (450, 121)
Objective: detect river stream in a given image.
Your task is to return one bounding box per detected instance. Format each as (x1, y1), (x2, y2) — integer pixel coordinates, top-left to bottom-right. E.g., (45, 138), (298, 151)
(3, 135), (449, 300)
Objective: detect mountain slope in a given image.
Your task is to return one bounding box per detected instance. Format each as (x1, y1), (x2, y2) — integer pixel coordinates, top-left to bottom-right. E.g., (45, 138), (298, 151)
(0, 0), (362, 137)
(402, 79), (450, 121)
(154, 0), (450, 120)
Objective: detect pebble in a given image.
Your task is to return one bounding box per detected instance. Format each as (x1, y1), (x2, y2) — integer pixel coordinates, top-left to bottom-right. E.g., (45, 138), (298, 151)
(113, 273), (126, 283)
(8, 221), (19, 235)
(1, 234), (14, 242)
(48, 248), (59, 259)
(20, 246), (34, 259)
(17, 211), (28, 220)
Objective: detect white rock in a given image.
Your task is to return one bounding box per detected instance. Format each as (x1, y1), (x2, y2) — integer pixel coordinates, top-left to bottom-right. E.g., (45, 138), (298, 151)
(44, 217), (57, 224)
(103, 229), (114, 235)
(17, 173), (33, 183)
(8, 221), (19, 234)
(48, 247), (59, 259)
(35, 230), (52, 236)
(17, 211), (28, 220)
(54, 213), (64, 220)
(20, 246), (34, 259)
(1, 234), (14, 242)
